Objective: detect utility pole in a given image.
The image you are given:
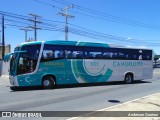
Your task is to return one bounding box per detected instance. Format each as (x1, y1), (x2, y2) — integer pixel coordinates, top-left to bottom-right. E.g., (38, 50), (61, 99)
(19, 28), (32, 42)
(2, 15), (5, 60)
(0, 30), (1, 44)
(58, 5), (74, 41)
(28, 14), (42, 41)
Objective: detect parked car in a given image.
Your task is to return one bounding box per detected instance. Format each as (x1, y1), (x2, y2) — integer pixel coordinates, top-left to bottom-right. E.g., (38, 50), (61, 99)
(154, 64), (160, 68)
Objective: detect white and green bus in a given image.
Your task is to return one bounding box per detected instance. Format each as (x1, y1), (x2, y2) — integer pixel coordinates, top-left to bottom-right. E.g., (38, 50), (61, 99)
(5, 40), (153, 89)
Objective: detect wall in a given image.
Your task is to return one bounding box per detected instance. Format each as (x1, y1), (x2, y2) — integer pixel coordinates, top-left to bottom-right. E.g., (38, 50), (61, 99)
(0, 60), (9, 76)
(0, 60), (2, 76)
(0, 44), (11, 76)
(0, 44), (11, 59)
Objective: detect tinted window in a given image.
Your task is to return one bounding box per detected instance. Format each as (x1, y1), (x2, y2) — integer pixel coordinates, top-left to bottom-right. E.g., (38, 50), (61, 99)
(41, 44), (152, 60)
(17, 44), (41, 75)
(41, 45), (65, 61)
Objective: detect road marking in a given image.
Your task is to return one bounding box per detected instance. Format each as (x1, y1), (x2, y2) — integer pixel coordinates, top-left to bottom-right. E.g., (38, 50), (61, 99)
(66, 92), (160, 120)
(98, 92), (160, 111)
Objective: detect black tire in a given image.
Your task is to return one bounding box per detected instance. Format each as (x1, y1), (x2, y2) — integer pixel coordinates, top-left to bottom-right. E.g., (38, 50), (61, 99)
(10, 87), (18, 91)
(42, 76), (56, 89)
(124, 74), (133, 84)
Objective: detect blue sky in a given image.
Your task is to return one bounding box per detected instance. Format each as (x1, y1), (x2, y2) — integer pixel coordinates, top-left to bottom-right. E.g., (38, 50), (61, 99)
(0, 0), (160, 54)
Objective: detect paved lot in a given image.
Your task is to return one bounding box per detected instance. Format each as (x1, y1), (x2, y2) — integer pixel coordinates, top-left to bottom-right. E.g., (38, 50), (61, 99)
(0, 69), (159, 120)
(69, 92), (160, 120)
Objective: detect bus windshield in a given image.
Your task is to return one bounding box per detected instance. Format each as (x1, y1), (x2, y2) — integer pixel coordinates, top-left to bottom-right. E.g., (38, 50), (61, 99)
(17, 44), (41, 75)
(10, 53), (17, 74)
(8, 47), (20, 74)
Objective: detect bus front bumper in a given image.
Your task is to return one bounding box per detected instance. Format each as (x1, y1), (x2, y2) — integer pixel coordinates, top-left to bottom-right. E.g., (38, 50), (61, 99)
(9, 76), (19, 86)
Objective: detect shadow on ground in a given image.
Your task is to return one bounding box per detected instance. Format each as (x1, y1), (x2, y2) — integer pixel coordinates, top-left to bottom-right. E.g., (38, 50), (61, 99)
(10, 80), (152, 92)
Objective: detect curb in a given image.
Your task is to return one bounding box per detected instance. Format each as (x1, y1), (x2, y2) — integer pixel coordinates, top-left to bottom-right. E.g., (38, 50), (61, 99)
(67, 92), (160, 120)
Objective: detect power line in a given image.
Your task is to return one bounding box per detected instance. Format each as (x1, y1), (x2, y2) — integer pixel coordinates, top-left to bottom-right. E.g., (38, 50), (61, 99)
(0, 11), (31, 21)
(34, 0), (54, 7)
(3, 21), (160, 46)
(50, 0), (160, 30)
(5, 18), (33, 26)
(0, 10), (160, 46)
(33, 0), (160, 30)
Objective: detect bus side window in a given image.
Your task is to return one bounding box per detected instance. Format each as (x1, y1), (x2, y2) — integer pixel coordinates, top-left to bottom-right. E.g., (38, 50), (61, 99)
(95, 53), (102, 59)
(57, 52), (64, 58)
(47, 51), (54, 58)
(72, 51), (84, 59)
(55, 50), (64, 58)
(112, 53), (118, 59)
(141, 50), (152, 60)
(125, 54), (129, 59)
(132, 55), (138, 60)
(119, 52), (126, 59)
(43, 50), (54, 59)
(103, 52), (112, 59)
(87, 53), (94, 58)
(142, 55), (150, 60)
(146, 55), (150, 60)
(75, 53), (83, 58)
(139, 55), (142, 60)
(66, 51), (72, 58)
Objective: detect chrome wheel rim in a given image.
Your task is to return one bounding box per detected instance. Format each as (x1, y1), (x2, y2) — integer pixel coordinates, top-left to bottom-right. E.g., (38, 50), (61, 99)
(43, 80), (50, 86)
(126, 76), (132, 83)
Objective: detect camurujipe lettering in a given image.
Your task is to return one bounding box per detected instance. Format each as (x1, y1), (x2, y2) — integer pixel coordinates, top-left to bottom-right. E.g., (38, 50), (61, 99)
(44, 62), (65, 67)
(113, 61), (143, 67)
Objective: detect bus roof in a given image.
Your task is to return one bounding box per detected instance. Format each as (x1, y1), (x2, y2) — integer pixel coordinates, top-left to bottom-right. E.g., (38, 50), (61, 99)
(19, 40), (152, 51)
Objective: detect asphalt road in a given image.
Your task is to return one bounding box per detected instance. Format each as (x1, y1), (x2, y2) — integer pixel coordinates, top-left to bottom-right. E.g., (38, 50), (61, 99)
(0, 69), (160, 119)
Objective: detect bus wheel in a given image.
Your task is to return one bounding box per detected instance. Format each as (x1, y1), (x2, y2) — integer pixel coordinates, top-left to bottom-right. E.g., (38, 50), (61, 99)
(124, 74), (133, 84)
(42, 76), (56, 89)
